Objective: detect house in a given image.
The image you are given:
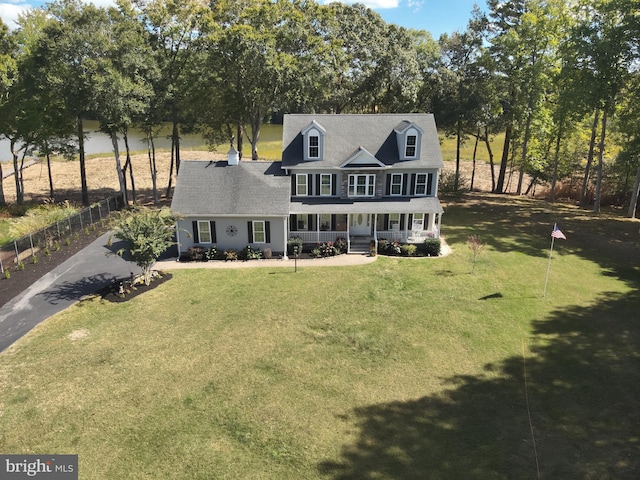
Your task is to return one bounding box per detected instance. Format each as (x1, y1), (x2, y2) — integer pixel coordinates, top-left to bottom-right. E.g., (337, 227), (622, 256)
(171, 113), (444, 258)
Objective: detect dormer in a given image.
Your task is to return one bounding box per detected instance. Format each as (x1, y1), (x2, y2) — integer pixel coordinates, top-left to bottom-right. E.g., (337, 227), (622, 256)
(301, 120), (325, 161)
(394, 121), (424, 161)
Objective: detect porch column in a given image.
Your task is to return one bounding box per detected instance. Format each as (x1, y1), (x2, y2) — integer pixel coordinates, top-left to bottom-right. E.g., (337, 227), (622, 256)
(283, 217), (288, 259)
(176, 223), (182, 257)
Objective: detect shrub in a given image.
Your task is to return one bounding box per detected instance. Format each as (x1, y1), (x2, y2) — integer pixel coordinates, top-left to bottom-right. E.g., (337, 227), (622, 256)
(439, 170), (469, 194)
(205, 246), (222, 261)
(287, 237), (303, 256)
(18, 260), (24, 271)
(4, 269), (10, 279)
(334, 237), (348, 253)
(239, 245), (262, 260)
(187, 246), (206, 261)
(224, 249), (238, 261)
(423, 238), (441, 256)
(31, 254), (38, 264)
(400, 244), (417, 256)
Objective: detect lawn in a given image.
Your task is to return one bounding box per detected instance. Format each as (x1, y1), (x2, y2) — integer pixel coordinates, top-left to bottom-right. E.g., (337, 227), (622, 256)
(0, 194), (639, 479)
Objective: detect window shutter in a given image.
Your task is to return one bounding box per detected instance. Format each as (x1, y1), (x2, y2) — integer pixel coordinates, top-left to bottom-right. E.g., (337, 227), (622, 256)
(247, 221), (253, 243)
(308, 175), (313, 195)
(383, 214), (389, 230)
(385, 174), (391, 196)
(315, 175), (320, 196)
(410, 174), (416, 195)
(403, 174), (409, 196)
(291, 175), (296, 196)
(308, 215), (314, 230)
(331, 215), (336, 231)
(265, 221), (271, 243)
(192, 221), (199, 243)
(400, 214), (406, 229)
(427, 173), (433, 195)
(290, 215), (297, 231)
(424, 214), (430, 230)
(210, 221), (216, 243)
(408, 214), (413, 228)
(332, 174), (337, 195)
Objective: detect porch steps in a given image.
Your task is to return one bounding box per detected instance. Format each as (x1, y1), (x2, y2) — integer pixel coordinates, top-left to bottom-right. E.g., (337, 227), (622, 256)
(349, 236), (373, 254)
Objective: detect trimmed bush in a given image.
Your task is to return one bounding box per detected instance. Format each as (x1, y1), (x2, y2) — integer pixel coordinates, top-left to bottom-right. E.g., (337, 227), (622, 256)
(239, 245), (262, 260)
(334, 237), (348, 254)
(400, 244), (417, 257)
(423, 238), (441, 256)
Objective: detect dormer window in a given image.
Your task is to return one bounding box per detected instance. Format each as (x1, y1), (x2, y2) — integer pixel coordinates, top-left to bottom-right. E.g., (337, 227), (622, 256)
(405, 134), (417, 157)
(309, 135), (319, 158)
(395, 121), (423, 161)
(301, 121), (325, 161)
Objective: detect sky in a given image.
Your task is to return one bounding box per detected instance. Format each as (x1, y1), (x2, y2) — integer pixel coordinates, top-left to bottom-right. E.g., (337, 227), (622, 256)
(0, 0), (482, 39)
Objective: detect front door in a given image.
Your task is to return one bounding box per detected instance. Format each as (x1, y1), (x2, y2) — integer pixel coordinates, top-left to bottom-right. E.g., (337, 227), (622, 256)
(350, 213), (371, 236)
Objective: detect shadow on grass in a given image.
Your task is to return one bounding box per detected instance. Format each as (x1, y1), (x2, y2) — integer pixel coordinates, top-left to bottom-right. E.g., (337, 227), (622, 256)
(319, 290), (640, 479)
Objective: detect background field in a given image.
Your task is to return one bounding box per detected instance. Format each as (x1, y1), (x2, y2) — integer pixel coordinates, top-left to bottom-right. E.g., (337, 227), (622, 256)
(0, 193), (638, 479)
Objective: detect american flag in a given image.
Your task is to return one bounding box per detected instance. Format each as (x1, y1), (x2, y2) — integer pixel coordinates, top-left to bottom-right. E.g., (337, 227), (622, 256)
(551, 224), (566, 240)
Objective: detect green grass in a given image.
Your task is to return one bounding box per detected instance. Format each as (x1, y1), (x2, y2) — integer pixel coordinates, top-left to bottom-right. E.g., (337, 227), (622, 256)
(1, 198), (639, 479)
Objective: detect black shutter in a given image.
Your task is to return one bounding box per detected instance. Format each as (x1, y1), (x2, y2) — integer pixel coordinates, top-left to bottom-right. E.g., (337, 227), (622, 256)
(291, 175), (296, 196)
(410, 174), (416, 195)
(385, 174), (391, 196)
(400, 214), (406, 229)
(383, 214), (389, 230)
(210, 221), (216, 243)
(315, 174), (320, 197)
(192, 221), (199, 243)
(308, 214), (314, 230)
(265, 221), (271, 243)
(332, 174), (337, 195)
(308, 174), (313, 195)
(427, 173), (433, 195)
(247, 221), (253, 243)
(424, 214), (430, 230)
(331, 215), (336, 231)
(402, 174), (409, 196)
(408, 214), (413, 229)
(290, 215), (297, 231)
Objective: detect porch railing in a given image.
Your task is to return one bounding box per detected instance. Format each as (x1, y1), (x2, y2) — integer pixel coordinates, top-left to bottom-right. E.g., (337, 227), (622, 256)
(289, 229), (438, 245)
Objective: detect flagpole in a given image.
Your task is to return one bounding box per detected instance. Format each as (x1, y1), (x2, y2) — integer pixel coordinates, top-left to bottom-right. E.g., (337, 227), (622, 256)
(543, 225), (556, 297)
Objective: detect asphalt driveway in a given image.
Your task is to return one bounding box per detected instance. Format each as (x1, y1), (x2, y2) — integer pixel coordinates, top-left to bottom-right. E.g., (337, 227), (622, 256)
(0, 232), (138, 352)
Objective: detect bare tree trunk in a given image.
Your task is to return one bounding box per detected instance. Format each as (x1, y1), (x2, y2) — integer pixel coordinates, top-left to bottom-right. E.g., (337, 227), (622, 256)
(10, 138), (23, 205)
(249, 114), (262, 161)
(495, 123), (511, 193)
(594, 107), (608, 213)
(454, 119), (462, 191)
(627, 161), (640, 218)
(484, 125), (496, 192)
(166, 135), (175, 198)
(237, 123), (243, 160)
(147, 130), (158, 205)
(78, 116), (89, 206)
(124, 132), (136, 204)
(470, 130), (479, 191)
(581, 109), (600, 206)
(111, 132), (128, 206)
(0, 162), (6, 206)
(517, 108), (534, 195)
(172, 120), (181, 174)
(46, 149), (54, 199)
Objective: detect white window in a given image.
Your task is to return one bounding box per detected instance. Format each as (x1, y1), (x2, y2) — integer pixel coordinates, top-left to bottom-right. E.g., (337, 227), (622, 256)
(348, 174), (376, 197)
(197, 221), (212, 243)
(389, 213), (400, 230)
(296, 174), (307, 196)
(320, 174), (332, 196)
(309, 135), (319, 158)
(252, 221), (266, 243)
(415, 174), (427, 195)
(412, 213), (424, 230)
(320, 214), (331, 231)
(405, 135), (417, 157)
(297, 215), (308, 231)
(391, 174), (403, 196)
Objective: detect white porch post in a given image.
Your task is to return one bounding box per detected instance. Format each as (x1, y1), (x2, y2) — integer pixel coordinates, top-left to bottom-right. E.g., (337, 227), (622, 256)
(176, 222), (182, 257)
(283, 217), (289, 259)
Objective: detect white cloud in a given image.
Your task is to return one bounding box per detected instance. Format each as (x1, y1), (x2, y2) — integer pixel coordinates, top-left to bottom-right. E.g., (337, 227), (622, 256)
(0, 2), (30, 29)
(320, 0), (400, 8)
(407, 0), (425, 11)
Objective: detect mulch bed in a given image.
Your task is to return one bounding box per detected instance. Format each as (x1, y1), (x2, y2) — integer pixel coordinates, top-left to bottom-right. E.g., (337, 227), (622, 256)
(96, 272), (172, 303)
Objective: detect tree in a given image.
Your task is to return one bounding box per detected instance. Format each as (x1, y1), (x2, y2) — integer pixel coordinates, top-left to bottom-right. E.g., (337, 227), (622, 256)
(0, 18), (17, 205)
(111, 207), (177, 285)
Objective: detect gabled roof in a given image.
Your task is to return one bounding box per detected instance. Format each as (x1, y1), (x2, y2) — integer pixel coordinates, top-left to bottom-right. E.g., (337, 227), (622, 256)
(171, 160), (290, 216)
(340, 147), (386, 168)
(282, 113), (444, 169)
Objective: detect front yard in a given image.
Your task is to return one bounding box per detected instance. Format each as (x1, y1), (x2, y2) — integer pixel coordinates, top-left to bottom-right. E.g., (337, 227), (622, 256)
(0, 194), (638, 479)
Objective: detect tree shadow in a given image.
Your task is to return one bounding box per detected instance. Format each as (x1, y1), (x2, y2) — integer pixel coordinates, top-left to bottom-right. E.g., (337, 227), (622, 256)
(39, 273), (132, 304)
(318, 290), (640, 479)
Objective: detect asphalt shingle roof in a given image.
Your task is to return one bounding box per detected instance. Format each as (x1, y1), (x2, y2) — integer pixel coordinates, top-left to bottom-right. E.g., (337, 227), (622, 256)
(170, 161), (291, 216)
(281, 113), (444, 169)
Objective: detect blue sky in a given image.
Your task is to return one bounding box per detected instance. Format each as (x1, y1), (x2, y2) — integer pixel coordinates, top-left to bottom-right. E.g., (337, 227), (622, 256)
(1, 0), (482, 39)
